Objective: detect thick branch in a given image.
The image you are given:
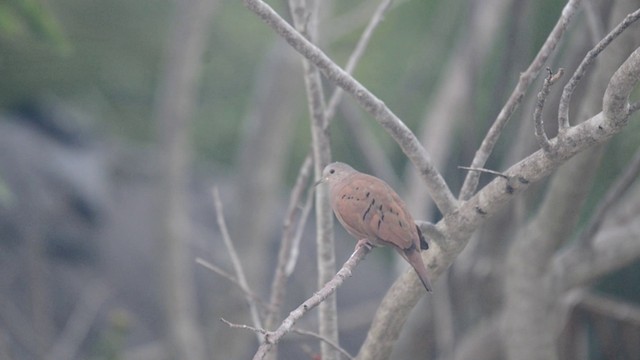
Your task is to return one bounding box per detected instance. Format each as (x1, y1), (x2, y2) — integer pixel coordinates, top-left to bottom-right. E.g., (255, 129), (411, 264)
(603, 46), (640, 124)
(359, 107), (640, 360)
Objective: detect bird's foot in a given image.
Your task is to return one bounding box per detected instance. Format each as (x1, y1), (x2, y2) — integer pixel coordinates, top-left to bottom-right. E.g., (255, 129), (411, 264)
(355, 239), (374, 251)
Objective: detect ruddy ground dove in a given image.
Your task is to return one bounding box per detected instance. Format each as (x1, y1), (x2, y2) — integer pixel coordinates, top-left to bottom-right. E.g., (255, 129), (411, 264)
(320, 162), (433, 292)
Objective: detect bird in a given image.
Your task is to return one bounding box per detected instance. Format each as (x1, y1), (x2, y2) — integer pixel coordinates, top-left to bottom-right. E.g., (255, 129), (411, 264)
(319, 162), (433, 292)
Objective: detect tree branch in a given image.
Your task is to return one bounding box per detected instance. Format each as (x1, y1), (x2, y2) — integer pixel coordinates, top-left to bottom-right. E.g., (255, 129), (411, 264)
(558, 8), (640, 132)
(287, 1), (338, 359)
(575, 146), (640, 247)
(324, 0), (394, 122)
(359, 103), (640, 360)
(252, 245), (371, 360)
(458, 0), (583, 201)
(534, 68), (564, 154)
(212, 187), (263, 338)
(243, 0), (457, 215)
(265, 154), (314, 331)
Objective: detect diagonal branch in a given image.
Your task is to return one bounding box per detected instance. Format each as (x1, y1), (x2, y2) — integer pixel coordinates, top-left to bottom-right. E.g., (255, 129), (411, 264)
(252, 245), (371, 360)
(243, 0), (457, 215)
(558, 8), (640, 132)
(458, 0), (583, 200)
(212, 187), (263, 339)
(265, 154), (314, 331)
(359, 53), (640, 357)
(324, 0), (395, 121)
(575, 145), (640, 247)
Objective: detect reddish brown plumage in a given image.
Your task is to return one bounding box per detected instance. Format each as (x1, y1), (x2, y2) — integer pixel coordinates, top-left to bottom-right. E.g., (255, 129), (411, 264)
(321, 162), (433, 292)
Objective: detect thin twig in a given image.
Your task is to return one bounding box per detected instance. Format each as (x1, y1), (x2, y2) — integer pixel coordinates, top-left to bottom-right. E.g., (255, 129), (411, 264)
(534, 68), (564, 154)
(221, 318), (355, 359)
(458, 0), (583, 201)
(566, 290), (640, 325)
(576, 146), (640, 246)
(212, 187), (263, 339)
(252, 245), (371, 360)
(558, 8), (640, 132)
(243, 0), (457, 215)
(265, 154), (314, 331)
(47, 282), (110, 360)
(221, 318), (269, 335)
(324, 0), (395, 121)
(458, 166), (509, 179)
(286, 177), (316, 276)
(292, 328), (355, 360)
(196, 258), (270, 311)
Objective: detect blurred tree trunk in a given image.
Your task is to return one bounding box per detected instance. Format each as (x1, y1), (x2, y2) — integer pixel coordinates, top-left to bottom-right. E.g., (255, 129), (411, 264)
(153, 0), (216, 359)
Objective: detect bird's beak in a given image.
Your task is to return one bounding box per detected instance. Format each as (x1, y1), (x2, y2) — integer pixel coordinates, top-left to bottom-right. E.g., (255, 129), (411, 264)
(313, 177), (325, 187)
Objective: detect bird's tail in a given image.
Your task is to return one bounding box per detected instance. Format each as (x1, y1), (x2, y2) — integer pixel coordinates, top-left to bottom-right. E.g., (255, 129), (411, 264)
(404, 247), (433, 293)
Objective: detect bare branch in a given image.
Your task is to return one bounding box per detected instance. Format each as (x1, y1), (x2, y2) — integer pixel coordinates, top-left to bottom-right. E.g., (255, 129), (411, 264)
(252, 245), (371, 360)
(212, 187), (263, 338)
(285, 177), (316, 276)
(359, 105), (640, 360)
(458, 166), (509, 179)
(534, 68), (565, 154)
(324, 0), (394, 121)
(221, 318), (268, 335)
(222, 318), (355, 360)
(576, 146), (640, 246)
(603, 46), (640, 125)
(47, 282), (110, 360)
(458, 0), (583, 201)
(243, 0), (457, 215)
(196, 258), (270, 311)
(265, 154), (314, 330)
(558, 8), (640, 131)
(291, 328), (355, 360)
(288, 0), (338, 358)
(554, 214), (640, 290)
(570, 290), (640, 325)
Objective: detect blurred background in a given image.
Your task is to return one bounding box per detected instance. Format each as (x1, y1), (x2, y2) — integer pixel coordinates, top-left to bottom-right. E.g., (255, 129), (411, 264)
(1, 0), (639, 359)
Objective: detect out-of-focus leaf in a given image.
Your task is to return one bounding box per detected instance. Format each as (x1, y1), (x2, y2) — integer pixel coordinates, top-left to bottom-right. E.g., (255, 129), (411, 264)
(5, 0), (70, 53)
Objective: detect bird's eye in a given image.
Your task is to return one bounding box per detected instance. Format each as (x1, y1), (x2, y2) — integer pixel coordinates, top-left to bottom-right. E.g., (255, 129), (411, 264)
(329, 169), (335, 174)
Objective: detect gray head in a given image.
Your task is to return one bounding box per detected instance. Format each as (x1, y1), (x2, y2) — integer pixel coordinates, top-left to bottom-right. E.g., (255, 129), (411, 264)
(320, 162), (357, 188)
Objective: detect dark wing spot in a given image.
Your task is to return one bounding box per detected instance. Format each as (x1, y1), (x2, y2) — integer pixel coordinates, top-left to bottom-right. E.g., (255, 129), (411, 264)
(377, 219), (382, 230)
(366, 191), (370, 198)
(362, 198), (376, 222)
(399, 220), (404, 228)
(378, 205), (383, 211)
(341, 194), (346, 199)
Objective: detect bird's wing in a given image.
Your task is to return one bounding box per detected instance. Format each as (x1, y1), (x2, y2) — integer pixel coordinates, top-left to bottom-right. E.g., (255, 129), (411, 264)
(364, 183), (417, 251)
(331, 173), (419, 251)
